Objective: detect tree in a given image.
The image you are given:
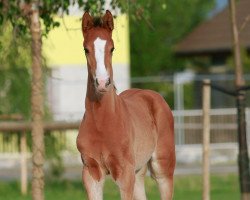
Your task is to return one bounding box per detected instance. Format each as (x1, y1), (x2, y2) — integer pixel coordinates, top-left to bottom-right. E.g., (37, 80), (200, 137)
(229, 0), (250, 199)
(129, 0), (215, 77)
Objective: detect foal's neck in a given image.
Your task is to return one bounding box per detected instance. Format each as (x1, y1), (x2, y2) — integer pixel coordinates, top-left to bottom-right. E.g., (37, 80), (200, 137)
(85, 76), (119, 131)
(85, 76), (118, 114)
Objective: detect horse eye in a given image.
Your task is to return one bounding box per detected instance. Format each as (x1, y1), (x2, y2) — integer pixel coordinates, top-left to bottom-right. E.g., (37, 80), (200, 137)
(111, 47), (115, 53)
(84, 48), (89, 54)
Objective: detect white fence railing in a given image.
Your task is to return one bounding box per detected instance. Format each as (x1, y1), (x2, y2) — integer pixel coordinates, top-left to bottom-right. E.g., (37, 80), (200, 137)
(0, 108), (250, 151)
(173, 108), (250, 145)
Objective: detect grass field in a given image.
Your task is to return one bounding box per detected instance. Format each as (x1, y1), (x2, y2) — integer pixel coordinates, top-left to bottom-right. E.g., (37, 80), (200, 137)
(0, 174), (240, 200)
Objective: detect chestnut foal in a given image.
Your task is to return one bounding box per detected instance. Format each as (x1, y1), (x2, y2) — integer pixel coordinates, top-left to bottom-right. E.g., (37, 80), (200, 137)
(77, 11), (175, 200)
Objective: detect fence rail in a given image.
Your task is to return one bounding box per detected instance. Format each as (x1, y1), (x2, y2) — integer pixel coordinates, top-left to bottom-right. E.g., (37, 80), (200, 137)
(0, 121), (80, 132)
(173, 108), (249, 144)
(0, 108), (249, 149)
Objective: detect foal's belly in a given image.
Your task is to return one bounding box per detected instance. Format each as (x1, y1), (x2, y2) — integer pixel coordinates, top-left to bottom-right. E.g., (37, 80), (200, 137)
(134, 141), (156, 170)
(123, 107), (158, 170)
(132, 123), (158, 170)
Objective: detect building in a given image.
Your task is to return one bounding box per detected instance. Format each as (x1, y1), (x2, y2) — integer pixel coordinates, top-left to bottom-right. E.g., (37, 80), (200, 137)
(175, 0), (250, 70)
(175, 0), (250, 108)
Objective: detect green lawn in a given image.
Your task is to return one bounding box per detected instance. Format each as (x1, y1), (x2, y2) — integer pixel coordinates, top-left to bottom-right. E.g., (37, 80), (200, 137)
(0, 174), (240, 200)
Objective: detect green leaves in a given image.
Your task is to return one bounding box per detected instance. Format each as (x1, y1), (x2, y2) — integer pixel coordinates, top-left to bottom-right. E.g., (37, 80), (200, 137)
(129, 0), (215, 76)
(0, 0), (129, 37)
(0, 14), (3, 24)
(0, 22), (32, 118)
(83, 0), (105, 16)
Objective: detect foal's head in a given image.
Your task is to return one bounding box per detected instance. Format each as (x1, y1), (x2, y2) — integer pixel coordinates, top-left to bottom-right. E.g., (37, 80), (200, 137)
(82, 10), (115, 94)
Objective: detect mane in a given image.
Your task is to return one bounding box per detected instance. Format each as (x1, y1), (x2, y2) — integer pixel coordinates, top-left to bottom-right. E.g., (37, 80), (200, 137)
(93, 17), (103, 27)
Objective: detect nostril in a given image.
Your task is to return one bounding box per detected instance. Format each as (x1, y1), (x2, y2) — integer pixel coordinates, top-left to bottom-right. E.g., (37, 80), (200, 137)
(95, 78), (99, 86)
(105, 78), (111, 87)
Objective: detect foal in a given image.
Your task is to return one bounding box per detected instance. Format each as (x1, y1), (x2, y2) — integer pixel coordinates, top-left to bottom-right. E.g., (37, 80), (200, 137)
(77, 10), (175, 200)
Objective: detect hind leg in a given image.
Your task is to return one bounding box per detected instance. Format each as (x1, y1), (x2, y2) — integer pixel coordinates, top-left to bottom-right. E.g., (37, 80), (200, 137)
(133, 165), (147, 200)
(148, 150), (175, 200)
(150, 101), (175, 199)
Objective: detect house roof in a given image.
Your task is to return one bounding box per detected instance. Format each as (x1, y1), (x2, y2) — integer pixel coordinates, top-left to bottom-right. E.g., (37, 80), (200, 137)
(175, 0), (250, 56)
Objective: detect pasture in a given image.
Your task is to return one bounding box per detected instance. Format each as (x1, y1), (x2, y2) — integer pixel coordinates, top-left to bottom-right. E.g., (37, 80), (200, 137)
(0, 174), (239, 200)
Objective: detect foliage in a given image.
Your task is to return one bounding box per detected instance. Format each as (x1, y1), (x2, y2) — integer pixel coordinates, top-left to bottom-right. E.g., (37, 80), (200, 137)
(0, 174), (240, 200)
(0, 1), (84, 36)
(0, 0), (129, 37)
(0, 0), (162, 41)
(129, 0), (216, 77)
(0, 21), (50, 119)
(44, 132), (66, 179)
(227, 48), (250, 73)
(133, 81), (174, 107)
(0, 22), (31, 118)
(24, 131), (66, 178)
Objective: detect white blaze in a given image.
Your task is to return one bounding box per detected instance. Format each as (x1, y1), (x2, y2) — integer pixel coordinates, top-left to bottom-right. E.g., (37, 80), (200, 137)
(94, 37), (108, 80)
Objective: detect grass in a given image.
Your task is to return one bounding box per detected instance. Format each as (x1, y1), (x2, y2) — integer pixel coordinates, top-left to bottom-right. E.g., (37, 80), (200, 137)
(0, 174), (240, 200)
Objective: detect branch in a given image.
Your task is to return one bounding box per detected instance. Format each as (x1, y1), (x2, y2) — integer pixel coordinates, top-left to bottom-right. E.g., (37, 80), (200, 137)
(2, 0), (9, 14)
(240, 14), (250, 34)
(19, 0), (32, 16)
(135, 7), (155, 31)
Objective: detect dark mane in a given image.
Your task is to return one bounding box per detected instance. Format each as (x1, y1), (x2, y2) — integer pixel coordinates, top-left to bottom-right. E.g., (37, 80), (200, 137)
(93, 17), (103, 27)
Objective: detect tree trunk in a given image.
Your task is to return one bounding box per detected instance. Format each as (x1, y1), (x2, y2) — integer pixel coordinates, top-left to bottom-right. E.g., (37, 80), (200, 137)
(229, 1), (250, 199)
(29, 1), (45, 200)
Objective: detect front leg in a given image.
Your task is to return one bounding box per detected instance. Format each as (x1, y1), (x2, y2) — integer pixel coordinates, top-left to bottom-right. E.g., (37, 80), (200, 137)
(111, 164), (135, 200)
(82, 166), (105, 200)
(107, 153), (136, 200)
(118, 168), (135, 200)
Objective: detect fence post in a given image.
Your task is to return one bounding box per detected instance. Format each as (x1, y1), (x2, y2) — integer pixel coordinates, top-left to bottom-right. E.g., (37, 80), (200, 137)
(246, 108), (250, 148)
(20, 131), (28, 195)
(202, 79), (211, 200)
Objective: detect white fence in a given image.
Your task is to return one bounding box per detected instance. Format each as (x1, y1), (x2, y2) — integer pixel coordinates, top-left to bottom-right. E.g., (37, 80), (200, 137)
(174, 108), (250, 145)
(1, 108), (249, 152)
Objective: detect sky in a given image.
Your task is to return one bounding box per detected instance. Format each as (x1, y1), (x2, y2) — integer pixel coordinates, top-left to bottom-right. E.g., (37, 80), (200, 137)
(215, 0), (228, 12)
(208, 0), (228, 17)
(217, 0), (228, 8)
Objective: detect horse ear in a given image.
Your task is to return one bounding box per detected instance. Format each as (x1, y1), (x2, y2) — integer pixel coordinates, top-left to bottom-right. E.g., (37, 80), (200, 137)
(82, 11), (94, 35)
(102, 10), (114, 32)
